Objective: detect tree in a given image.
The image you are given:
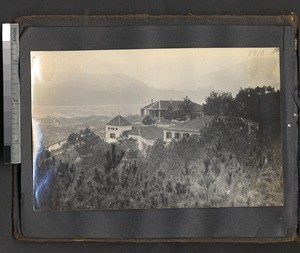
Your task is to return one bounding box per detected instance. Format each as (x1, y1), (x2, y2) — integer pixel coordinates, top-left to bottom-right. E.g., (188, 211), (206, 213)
(118, 137), (139, 159)
(202, 87), (281, 145)
(164, 106), (174, 122)
(203, 91), (238, 117)
(236, 86), (273, 122)
(176, 96), (197, 121)
(104, 143), (126, 172)
(144, 139), (166, 175)
(199, 117), (260, 164)
(67, 127), (102, 159)
(235, 86), (281, 143)
(34, 148), (56, 210)
(142, 115), (155, 125)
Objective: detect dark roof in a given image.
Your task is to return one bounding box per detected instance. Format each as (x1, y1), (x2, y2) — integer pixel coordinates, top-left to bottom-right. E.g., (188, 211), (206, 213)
(106, 115), (131, 126)
(164, 116), (259, 132)
(164, 116), (214, 132)
(126, 125), (164, 141)
(141, 100), (203, 111)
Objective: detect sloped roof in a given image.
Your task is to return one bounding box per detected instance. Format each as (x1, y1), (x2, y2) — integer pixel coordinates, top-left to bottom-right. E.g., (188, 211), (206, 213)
(106, 115), (131, 126)
(164, 116), (259, 133)
(141, 101), (157, 109)
(126, 125), (164, 140)
(141, 100), (203, 111)
(164, 116), (214, 132)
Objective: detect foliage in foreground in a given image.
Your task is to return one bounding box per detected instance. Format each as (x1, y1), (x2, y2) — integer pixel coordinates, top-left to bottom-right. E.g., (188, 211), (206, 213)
(34, 117), (283, 211)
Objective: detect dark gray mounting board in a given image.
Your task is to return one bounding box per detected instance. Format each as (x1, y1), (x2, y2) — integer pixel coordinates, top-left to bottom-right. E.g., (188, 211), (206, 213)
(16, 16), (298, 241)
(0, 1), (300, 252)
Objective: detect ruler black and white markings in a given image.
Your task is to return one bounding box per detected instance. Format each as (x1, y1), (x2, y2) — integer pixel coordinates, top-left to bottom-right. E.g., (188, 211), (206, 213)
(3, 23), (21, 164)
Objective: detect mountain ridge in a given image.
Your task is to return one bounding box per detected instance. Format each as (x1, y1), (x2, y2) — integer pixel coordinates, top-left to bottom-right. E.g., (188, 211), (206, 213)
(33, 73), (212, 106)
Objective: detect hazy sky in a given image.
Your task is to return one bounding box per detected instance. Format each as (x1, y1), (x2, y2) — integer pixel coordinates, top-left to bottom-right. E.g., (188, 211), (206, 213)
(31, 47), (280, 93)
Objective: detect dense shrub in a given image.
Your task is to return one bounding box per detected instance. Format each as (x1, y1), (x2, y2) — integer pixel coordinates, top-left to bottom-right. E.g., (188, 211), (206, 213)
(34, 120), (283, 210)
(142, 115), (155, 125)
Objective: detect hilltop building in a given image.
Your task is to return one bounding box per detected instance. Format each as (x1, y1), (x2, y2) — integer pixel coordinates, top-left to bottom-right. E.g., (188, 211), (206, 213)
(126, 125), (164, 149)
(163, 116), (212, 142)
(105, 115), (163, 147)
(163, 116), (259, 143)
(105, 115), (132, 143)
(140, 99), (203, 118)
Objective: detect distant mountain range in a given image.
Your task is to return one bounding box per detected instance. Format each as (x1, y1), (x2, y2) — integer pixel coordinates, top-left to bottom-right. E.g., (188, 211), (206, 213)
(196, 57), (280, 93)
(33, 73), (212, 106)
(33, 57), (279, 107)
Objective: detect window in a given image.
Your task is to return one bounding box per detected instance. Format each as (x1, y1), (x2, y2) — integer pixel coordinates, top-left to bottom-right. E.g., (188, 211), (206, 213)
(183, 133), (190, 138)
(116, 128), (118, 130)
(111, 127), (115, 130)
(174, 132), (181, 140)
(110, 133), (116, 139)
(166, 132), (172, 139)
(108, 127), (110, 130)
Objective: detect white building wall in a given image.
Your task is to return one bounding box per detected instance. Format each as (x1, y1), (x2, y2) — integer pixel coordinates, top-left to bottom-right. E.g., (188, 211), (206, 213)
(163, 130), (200, 143)
(105, 125), (132, 143)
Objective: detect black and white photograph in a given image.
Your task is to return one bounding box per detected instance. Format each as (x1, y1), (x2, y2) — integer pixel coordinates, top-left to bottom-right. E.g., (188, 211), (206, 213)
(31, 48), (283, 211)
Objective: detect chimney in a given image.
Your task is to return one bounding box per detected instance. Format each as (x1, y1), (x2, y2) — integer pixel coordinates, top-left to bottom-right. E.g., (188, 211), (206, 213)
(151, 98), (153, 103)
(170, 99), (173, 104)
